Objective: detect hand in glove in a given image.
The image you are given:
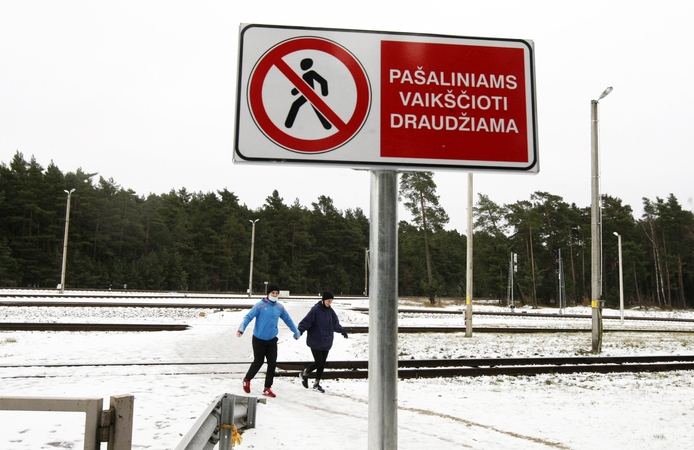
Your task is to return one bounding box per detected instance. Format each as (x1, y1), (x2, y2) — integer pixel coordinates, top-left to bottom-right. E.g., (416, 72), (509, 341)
(342, 331), (349, 339)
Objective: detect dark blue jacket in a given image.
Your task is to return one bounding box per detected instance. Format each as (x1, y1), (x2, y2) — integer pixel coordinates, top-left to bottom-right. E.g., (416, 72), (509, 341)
(298, 301), (345, 351)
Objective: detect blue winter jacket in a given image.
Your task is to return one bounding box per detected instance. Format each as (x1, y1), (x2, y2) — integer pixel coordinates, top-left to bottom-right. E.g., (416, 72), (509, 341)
(298, 301), (345, 351)
(238, 298), (300, 341)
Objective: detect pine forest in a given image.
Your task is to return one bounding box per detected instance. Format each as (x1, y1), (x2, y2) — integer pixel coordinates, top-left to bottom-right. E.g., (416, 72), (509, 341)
(1, 152), (693, 309)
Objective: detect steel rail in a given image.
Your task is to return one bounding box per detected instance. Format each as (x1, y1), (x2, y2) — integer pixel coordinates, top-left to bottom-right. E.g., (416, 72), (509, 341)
(0, 300), (251, 309)
(0, 323), (188, 331)
(276, 354), (694, 370)
(4, 355), (694, 373)
(286, 362), (694, 379)
(351, 306), (694, 323)
(275, 355), (694, 379)
(0, 322), (690, 333)
(2, 297), (693, 325)
(341, 326), (694, 334)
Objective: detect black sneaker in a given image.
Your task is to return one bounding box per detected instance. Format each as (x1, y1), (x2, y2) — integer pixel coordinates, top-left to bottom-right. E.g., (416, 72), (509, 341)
(313, 383), (325, 393)
(299, 370), (309, 389)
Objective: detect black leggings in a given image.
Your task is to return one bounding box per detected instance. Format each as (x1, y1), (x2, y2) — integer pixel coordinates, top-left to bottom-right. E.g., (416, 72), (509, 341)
(305, 349), (330, 382)
(245, 336), (278, 388)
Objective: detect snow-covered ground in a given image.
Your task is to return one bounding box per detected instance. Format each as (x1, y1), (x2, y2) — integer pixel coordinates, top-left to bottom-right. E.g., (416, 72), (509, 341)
(1, 291), (694, 449)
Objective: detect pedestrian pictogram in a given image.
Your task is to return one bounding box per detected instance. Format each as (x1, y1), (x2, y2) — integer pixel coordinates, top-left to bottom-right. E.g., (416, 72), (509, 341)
(284, 58), (332, 130)
(247, 37), (371, 153)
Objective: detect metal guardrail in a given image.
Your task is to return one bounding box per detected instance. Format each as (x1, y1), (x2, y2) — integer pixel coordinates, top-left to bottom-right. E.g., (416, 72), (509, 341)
(176, 393), (265, 450)
(0, 394), (134, 450)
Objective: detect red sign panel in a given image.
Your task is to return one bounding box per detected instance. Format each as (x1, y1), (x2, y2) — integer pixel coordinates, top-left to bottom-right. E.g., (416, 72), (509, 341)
(380, 40), (528, 162)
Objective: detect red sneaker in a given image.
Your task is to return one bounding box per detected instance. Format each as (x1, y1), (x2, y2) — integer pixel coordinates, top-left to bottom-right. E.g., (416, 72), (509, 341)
(242, 378), (250, 393)
(263, 387), (276, 398)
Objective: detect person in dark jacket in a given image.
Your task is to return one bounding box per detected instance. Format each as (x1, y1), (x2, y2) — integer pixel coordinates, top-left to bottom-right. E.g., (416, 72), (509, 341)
(298, 290), (348, 393)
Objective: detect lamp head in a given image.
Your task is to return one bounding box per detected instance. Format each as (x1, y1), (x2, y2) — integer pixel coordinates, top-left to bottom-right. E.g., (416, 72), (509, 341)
(613, 231), (619, 237)
(598, 86), (613, 101)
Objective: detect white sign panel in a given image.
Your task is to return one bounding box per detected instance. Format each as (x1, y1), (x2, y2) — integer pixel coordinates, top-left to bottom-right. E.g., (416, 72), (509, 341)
(234, 24), (539, 172)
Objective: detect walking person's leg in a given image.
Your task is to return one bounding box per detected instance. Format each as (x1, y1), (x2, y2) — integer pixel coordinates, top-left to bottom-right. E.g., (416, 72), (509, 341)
(304, 357), (317, 376)
(312, 350), (329, 393)
(300, 349), (319, 388)
(243, 336), (267, 392)
(313, 349), (329, 381)
(262, 337), (278, 396)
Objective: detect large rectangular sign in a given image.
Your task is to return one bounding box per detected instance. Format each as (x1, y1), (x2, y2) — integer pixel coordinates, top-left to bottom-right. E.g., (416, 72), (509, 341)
(234, 24), (538, 172)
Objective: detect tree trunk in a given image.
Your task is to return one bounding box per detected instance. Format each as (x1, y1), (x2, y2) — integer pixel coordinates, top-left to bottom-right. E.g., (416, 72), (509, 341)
(633, 263), (642, 308)
(93, 213), (101, 259)
(420, 192), (434, 304)
(516, 281), (527, 306)
(119, 206), (127, 258)
(144, 216), (150, 255)
(529, 226), (537, 308)
(570, 242), (578, 306)
(677, 255), (687, 308)
(662, 234), (672, 307)
(644, 220), (665, 307)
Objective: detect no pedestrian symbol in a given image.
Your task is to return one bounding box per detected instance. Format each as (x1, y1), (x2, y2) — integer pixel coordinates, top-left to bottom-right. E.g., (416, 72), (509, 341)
(247, 37), (371, 153)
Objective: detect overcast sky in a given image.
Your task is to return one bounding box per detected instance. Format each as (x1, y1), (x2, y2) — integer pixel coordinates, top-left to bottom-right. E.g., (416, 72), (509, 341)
(1, 1), (692, 232)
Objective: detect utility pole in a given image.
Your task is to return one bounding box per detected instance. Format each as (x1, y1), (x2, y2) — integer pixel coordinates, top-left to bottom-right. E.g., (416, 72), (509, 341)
(248, 219), (259, 297)
(59, 188), (75, 294)
(465, 173), (473, 337)
(508, 252), (518, 312)
(591, 86), (612, 353)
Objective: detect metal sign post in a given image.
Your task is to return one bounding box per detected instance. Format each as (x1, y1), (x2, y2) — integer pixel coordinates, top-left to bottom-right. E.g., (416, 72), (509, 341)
(368, 170), (398, 449)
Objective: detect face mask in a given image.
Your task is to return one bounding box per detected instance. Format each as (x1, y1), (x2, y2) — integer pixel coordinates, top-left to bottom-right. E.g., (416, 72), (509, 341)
(268, 295), (278, 303)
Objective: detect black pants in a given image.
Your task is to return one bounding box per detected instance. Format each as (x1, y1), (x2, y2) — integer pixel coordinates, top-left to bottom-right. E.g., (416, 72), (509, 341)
(305, 349), (330, 383)
(245, 336), (278, 388)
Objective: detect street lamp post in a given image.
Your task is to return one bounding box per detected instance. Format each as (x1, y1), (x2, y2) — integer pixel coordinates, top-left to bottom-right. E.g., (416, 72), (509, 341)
(248, 219), (259, 297)
(591, 86), (612, 353)
(613, 231), (624, 325)
(465, 173), (473, 337)
(59, 188), (76, 294)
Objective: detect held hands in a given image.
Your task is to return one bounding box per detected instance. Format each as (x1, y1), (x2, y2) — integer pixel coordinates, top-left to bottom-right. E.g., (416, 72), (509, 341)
(342, 331), (348, 339)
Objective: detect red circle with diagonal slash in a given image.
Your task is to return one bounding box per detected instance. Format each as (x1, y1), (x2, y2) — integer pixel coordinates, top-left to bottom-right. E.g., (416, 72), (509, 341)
(248, 37), (371, 153)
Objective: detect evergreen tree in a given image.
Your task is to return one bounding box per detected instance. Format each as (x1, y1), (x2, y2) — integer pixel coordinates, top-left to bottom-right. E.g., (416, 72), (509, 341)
(399, 172), (449, 303)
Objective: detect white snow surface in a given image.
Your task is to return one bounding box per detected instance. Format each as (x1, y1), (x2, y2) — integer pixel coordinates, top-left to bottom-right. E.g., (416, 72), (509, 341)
(1, 291), (694, 449)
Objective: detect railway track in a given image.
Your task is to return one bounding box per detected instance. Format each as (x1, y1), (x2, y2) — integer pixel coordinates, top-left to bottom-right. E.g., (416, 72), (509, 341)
(0, 323), (691, 333)
(275, 355), (694, 378)
(1, 295), (691, 335)
(2, 355), (694, 378)
(0, 323), (188, 331)
(0, 300), (252, 309)
(351, 307), (694, 324)
(2, 294), (692, 325)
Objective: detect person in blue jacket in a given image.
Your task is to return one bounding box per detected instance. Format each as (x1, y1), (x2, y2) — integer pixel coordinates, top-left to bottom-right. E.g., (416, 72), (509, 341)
(298, 290), (348, 393)
(237, 284), (300, 398)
